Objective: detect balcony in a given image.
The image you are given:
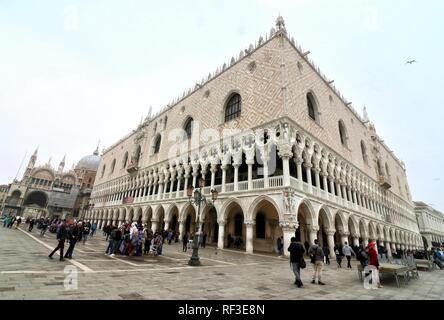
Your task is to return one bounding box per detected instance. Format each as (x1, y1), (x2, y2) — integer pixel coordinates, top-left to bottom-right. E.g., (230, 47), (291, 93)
(379, 175), (391, 190)
(126, 162), (139, 174)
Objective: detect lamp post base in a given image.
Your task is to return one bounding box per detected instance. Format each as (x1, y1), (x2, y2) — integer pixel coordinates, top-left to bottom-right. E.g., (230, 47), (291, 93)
(188, 256), (201, 266)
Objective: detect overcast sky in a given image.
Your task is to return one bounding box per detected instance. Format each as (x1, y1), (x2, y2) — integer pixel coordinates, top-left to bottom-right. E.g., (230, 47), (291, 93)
(1, 0), (443, 211)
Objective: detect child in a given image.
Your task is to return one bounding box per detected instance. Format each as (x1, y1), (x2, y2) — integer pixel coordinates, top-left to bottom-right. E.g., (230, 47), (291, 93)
(335, 249), (342, 268)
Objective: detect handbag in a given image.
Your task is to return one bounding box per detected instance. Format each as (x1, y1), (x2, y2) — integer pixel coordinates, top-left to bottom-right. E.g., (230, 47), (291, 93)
(300, 257), (306, 269)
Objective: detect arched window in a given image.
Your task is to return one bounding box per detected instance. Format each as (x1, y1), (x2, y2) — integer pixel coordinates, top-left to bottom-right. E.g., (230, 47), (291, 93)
(360, 141), (368, 164)
(338, 120), (348, 147)
(154, 135), (161, 154)
(224, 93), (242, 122)
(306, 92), (318, 121)
(135, 145), (141, 163)
(110, 159), (116, 174)
(234, 213), (243, 237)
(183, 117), (193, 140)
(377, 160), (384, 177)
(122, 152), (128, 169)
(385, 163), (391, 181)
(256, 213), (266, 239)
(101, 165), (106, 178)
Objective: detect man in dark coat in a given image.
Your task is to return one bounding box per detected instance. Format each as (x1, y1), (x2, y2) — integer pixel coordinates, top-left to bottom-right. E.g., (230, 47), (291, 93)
(64, 223), (80, 259)
(49, 220), (68, 261)
(288, 237), (305, 287)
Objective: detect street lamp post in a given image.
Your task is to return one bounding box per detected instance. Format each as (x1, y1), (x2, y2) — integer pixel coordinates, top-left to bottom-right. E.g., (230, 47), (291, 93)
(186, 178), (218, 266)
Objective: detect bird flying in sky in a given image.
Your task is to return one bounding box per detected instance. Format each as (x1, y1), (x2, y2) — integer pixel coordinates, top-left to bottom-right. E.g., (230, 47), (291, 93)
(406, 60), (417, 64)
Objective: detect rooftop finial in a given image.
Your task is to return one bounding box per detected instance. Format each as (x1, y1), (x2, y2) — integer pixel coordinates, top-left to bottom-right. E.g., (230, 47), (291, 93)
(94, 141), (100, 156)
(363, 106), (369, 123)
(276, 15), (286, 32)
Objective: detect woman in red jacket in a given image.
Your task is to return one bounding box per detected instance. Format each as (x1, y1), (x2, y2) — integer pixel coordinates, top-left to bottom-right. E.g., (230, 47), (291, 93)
(368, 241), (383, 288)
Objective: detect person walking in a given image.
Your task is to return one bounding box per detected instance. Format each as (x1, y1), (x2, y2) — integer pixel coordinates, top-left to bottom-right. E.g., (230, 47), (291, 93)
(342, 241), (356, 269)
(202, 232), (207, 248)
(309, 239), (325, 285)
(40, 219), (49, 237)
(277, 236), (284, 256)
(288, 237), (305, 287)
(183, 232), (189, 252)
(335, 247), (342, 268)
(48, 220), (68, 261)
(82, 222), (90, 244)
(64, 222), (80, 259)
(90, 222), (97, 237)
(3, 215), (11, 228)
(28, 218), (35, 232)
(368, 241), (383, 288)
(357, 244), (369, 268)
(323, 245), (330, 265)
(106, 225), (117, 255)
(167, 230), (174, 245)
(15, 216), (22, 229)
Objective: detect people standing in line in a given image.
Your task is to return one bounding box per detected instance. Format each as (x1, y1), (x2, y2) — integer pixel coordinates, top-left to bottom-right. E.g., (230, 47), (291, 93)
(28, 218), (35, 232)
(309, 239), (325, 285)
(368, 241), (383, 288)
(288, 237), (305, 288)
(323, 245), (330, 265)
(277, 236), (284, 256)
(48, 220), (67, 261)
(342, 241), (356, 269)
(65, 222), (80, 259)
(183, 232), (189, 252)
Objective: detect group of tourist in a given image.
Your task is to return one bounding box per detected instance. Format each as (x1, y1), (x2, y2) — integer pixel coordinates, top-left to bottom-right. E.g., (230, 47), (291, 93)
(288, 238), (384, 288)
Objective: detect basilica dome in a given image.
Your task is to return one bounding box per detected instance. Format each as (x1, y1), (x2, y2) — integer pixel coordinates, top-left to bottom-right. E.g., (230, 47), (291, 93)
(76, 148), (100, 172)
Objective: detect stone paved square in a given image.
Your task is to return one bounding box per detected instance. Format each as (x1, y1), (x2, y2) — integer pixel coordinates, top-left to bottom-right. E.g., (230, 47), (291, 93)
(1, 226), (443, 300)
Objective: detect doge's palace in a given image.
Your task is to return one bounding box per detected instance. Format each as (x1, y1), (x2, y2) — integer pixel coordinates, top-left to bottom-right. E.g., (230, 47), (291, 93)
(87, 17), (422, 257)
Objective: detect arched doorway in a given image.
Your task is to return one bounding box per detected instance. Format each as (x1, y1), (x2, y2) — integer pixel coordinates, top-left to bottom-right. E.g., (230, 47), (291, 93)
(251, 198), (281, 253)
(296, 201), (314, 249)
(202, 206), (218, 245)
(317, 209), (331, 249)
(24, 191), (47, 207)
(225, 201), (245, 250)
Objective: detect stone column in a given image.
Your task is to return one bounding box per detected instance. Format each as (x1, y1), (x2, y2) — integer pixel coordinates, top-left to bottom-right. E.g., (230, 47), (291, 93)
(247, 161), (253, 190)
(296, 158), (303, 181)
(221, 164), (227, 193)
(282, 224), (298, 258)
(326, 230), (336, 259)
(329, 177), (335, 195)
(210, 164), (217, 190)
(314, 168), (321, 189)
(217, 221), (225, 249)
(233, 164), (240, 191)
(169, 174), (175, 196)
(352, 233), (360, 247)
(308, 226), (318, 245)
(281, 156), (291, 187)
(322, 173), (328, 192)
(347, 187), (352, 202)
(352, 189), (357, 204)
(151, 220), (159, 233)
(178, 220), (185, 241)
(157, 176), (164, 200)
(262, 154), (269, 188)
(385, 241), (392, 258)
(183, 175), (189, 197)
(305, 164), (312, 186)
(176, 173), (182, 198)
(340, 231), (350, 245)
(245, 221), (254, 253)
(336, 181), (342, 198)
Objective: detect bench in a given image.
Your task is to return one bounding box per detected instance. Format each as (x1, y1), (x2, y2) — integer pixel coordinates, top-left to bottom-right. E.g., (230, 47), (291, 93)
(357, 263), (411, 288)
(415, 259), (433, 271)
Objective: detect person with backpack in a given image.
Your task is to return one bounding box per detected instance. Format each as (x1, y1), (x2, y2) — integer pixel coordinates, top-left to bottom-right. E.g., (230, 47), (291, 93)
(357, 244), (369, 268)
(308, 239), (325, 285)
(48, 220), (68, 261)
(288, 237), (305, 287)
(106, 225), (117, 255)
